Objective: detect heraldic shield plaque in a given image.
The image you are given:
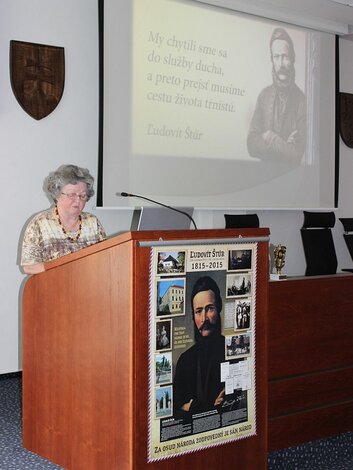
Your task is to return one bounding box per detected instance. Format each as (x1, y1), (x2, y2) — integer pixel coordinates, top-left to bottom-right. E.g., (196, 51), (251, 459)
(340, 92), (353, 149)
(10, 40), (65, 120)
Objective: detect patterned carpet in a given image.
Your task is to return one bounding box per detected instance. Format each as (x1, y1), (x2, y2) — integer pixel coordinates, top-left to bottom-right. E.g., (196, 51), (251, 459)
(268, 432), (353, 470)
(0, 373), (63, 469)
(0, 372), (352, 469)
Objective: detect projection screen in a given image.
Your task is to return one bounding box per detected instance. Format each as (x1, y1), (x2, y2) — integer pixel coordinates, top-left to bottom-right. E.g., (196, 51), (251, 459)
(98, 0), (337, 209)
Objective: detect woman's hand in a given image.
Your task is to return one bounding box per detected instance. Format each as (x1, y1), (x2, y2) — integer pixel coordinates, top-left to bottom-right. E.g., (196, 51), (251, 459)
(22, 263), (45, 274)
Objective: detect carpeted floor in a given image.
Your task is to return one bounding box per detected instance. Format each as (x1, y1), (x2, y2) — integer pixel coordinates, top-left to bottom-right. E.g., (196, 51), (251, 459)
(268, 432), (353, 470)
(0, 373), (62, 469)
(0, 372), (352, 469)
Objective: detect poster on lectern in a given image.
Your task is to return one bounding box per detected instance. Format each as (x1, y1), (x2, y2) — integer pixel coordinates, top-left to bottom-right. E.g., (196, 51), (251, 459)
(148, 242), (257, 461)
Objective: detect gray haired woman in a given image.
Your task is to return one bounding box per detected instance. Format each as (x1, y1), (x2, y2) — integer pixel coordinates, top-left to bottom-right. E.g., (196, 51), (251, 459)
(21, 164), (106, 274)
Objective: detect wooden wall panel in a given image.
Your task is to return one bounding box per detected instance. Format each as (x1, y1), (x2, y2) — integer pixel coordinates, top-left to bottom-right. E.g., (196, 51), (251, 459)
(269, 275), (353, 378)
(269, 367), (353, 416)
(268, 274), (353, 452)
(269, 402), (353, 452)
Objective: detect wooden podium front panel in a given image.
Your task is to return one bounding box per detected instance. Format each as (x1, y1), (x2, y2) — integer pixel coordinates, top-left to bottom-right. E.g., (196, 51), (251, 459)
(23, 229), (269, 470)
(23, 239), (134, 469)
(268, 274), (353, 451)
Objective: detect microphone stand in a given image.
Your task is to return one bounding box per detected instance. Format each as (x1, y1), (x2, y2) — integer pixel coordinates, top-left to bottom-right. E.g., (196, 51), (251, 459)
(118, 192), (198, 229)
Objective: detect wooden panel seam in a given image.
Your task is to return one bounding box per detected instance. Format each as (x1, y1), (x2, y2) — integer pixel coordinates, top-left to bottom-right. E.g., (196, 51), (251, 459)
(269, 363), (353, 382)
(269, 398), (353, 419)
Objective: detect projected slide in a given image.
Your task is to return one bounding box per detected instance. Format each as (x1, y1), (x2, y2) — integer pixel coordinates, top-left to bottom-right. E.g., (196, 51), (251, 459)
(100, 0), (336, 209)
(132, 0), (307, 165)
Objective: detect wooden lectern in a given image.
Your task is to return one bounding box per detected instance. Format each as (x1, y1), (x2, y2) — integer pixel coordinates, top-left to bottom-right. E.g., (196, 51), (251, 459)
(22, 229), (269, 470)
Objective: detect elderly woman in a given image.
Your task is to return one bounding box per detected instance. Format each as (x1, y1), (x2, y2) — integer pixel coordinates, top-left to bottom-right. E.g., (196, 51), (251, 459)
(21, 164), (106, 274)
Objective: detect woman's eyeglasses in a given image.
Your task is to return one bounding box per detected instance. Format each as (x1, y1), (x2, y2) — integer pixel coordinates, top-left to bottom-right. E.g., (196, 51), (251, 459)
(61, 192), (88, 201)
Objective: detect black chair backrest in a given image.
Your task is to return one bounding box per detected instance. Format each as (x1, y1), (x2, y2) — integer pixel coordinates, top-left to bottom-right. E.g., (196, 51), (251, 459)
(224, 214), (259, 229)
(343, 234), (353, 260)
(300, 211), (337, 276)
(339, 218), (353, 266)
(339, 217), (353, 233)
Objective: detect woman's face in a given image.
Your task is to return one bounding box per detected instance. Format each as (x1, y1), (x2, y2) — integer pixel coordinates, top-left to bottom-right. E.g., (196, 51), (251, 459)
(56, 182), (88, 217)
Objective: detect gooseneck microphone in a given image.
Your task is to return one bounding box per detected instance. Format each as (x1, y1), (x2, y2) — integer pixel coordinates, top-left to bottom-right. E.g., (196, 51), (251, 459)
(118, 192), (197, 229)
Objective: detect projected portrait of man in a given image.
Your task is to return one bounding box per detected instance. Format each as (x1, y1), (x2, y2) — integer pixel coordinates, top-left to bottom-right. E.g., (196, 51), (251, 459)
(173, 275), (226, 416)
(247, 27), (307, 163)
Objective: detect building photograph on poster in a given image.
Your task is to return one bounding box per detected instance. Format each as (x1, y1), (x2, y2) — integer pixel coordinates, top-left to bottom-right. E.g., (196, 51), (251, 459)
(148, 243), (257, 461)
(157, 250), (186, 276)
(156, 278), (185, 316)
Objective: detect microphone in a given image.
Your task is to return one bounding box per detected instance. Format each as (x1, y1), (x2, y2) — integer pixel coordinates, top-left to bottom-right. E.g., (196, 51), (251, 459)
(118, 192), (197, 229)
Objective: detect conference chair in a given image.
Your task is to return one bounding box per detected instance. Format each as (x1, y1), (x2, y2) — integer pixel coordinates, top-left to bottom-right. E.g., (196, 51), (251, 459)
(339, 217), (353, 272)
(300, 211), (337, 276)
(224, 213), (260, 229)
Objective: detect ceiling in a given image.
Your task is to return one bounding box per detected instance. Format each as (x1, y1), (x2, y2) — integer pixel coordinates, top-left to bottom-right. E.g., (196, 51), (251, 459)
(325, 0), (353, 38)
(299, 0), (353, 31)
(200, 0), (353, 35)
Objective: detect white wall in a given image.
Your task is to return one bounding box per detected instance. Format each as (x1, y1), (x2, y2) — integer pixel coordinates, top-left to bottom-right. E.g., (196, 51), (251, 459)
(0, 0), (127, 374)
(335, 37), (353, 265)
(1, 0), (353, 374)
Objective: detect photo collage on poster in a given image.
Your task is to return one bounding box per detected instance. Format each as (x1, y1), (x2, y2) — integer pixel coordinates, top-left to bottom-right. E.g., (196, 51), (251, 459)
(153, 250), (186, 420)
(225, 248), (253, 362)
(149, 243), (257, 461)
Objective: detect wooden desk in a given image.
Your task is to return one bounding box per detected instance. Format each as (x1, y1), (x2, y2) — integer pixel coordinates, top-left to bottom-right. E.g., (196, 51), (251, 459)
(268, 274), (353, 451)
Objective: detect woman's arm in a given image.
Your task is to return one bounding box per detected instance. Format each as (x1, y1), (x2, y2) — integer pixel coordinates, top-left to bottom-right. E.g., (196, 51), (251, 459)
(22, 263), (45, 274)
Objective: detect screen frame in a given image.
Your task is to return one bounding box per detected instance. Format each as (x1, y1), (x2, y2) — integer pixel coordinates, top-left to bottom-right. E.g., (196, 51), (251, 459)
(97, 0), (339, 210)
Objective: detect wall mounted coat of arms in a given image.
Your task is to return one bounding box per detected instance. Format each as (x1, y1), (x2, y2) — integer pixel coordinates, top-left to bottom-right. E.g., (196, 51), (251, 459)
(10, 40), (65, 120)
